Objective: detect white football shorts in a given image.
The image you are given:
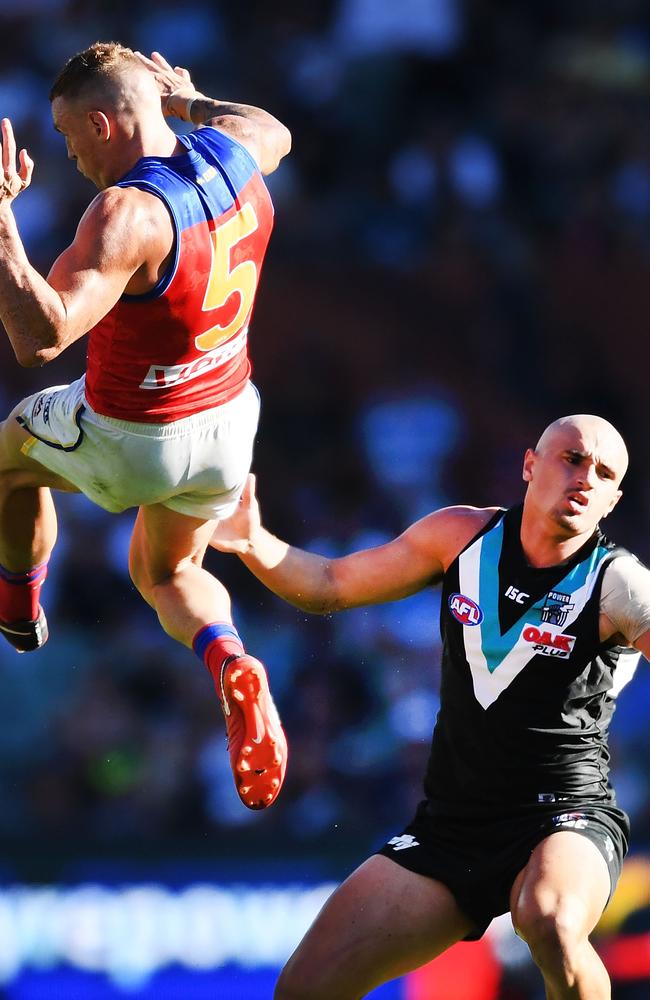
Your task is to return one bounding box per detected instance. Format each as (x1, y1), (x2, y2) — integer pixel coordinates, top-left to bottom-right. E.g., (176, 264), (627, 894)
(16, 375), (260, 521)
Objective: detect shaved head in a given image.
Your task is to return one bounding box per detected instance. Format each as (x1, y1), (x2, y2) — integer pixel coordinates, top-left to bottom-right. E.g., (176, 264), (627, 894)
(521, 413), (628, 546)
(535, 414), (628, 484)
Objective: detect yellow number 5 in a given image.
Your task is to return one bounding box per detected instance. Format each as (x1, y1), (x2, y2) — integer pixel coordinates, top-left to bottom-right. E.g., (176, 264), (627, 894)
(195, 202), (259, 352)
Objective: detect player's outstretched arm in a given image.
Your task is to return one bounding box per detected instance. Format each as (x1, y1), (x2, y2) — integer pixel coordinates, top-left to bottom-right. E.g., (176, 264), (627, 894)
(136, 51), (291, 175)
(211, 474), (497, 613)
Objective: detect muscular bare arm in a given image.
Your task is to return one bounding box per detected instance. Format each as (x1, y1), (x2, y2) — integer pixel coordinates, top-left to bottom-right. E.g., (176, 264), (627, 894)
(211, 475), (498, 613)
(136, 51), (291, 175)
(0, 121), (171, 368)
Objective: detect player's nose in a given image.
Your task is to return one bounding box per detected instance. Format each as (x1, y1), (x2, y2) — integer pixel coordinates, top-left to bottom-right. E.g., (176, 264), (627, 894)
(575, 465), (597, 489)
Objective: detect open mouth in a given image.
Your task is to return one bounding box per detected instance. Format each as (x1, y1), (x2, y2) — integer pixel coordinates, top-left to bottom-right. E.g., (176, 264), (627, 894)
(566, 491), (588, 510)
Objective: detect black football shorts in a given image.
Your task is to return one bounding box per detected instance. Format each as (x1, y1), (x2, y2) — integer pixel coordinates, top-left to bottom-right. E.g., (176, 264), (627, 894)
(377, 798), (629, 939)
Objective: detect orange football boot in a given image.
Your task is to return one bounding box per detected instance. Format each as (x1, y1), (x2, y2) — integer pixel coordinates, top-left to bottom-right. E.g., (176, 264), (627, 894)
(220, 653), (288, 809)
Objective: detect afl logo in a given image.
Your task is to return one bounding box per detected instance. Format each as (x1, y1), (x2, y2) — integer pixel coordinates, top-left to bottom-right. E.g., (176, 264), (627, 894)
(449, 593), (483, 626)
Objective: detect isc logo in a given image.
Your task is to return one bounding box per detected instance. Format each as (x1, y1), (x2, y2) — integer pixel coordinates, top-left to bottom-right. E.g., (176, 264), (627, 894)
(449, 594), (483, 626)
(505, 585), (529, 604)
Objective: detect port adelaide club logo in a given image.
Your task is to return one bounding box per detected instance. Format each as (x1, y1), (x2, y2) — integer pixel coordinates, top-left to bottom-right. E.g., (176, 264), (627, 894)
(522, 590), (577, 658)
(449, 593), (483, 626)
(541, 590), (575, 628)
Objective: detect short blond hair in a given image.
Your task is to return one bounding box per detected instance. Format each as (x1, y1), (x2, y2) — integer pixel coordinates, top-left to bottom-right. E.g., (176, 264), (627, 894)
(49, 42), (141, 102)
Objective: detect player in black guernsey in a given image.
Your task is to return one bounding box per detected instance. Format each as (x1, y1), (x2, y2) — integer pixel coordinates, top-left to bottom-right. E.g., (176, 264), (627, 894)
(430, 502), (633, 808)
(210, 414), (650, 1000)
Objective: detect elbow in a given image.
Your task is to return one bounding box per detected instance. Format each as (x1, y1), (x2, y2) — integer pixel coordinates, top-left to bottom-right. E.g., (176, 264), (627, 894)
(260, 125), (292, 175)
(13, 327), (64, 367)
(292, 594), (332, 615)
(34, 346), (61, 366)
(305, 600), (336, 616)
(15, 350), (44, 368)
(280, 125), (292, 158)
(18, 347), (58, 368)
(301, 564), (342, 615)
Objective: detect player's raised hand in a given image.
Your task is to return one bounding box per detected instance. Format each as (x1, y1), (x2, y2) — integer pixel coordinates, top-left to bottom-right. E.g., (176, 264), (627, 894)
(134, 50), (199, 121)
(0, 119), (33, 208)
(210, 474), (262, 555)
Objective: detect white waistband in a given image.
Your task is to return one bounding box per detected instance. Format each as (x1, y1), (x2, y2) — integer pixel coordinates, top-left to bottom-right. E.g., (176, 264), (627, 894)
(83, 381), (256, 438)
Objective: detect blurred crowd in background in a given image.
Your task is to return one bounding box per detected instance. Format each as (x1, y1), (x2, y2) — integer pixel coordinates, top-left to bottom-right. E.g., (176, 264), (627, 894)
(0, 0), (648, 962)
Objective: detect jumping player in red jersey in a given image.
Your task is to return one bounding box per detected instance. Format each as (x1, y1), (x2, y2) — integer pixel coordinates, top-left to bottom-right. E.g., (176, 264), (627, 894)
(0, 43), (291, 810)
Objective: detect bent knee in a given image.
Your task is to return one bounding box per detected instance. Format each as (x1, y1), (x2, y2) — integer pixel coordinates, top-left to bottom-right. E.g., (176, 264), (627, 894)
(0, 413), (35, 475)
(128, 553), (189, 613)
(128, 549), (159, 606)
(514, 898), (588, 965)
(128, 550), (147, 595)
(128, 531), (172, 601)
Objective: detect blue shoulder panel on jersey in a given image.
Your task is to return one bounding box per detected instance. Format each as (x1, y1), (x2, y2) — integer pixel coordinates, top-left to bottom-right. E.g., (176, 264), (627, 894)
(188, 126), (259, 187)
(116, 127), (261, 234)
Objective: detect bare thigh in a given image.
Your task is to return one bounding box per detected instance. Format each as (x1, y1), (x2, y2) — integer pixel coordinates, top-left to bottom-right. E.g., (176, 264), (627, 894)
(276, 854), (475, 1000)
(129, 502), (216, 589)
(0, 404), (79, 492)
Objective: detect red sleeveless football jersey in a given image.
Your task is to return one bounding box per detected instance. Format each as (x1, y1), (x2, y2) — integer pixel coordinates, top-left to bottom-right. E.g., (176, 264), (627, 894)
(85, 127), (274, 422)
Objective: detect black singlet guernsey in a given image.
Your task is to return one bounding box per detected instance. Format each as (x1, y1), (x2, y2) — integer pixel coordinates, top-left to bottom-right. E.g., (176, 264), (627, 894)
(425, 505), (633, 815)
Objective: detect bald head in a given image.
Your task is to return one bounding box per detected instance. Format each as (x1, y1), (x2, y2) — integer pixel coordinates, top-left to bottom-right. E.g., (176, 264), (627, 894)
(521, 413), (628, 540)
(535, 414), (628, 484)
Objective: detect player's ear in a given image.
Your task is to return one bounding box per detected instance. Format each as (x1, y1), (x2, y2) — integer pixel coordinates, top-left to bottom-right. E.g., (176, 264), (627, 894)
(603, 489), (623, 517)
(522, 448), (536, 483)
(88, 111), (111, 141)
